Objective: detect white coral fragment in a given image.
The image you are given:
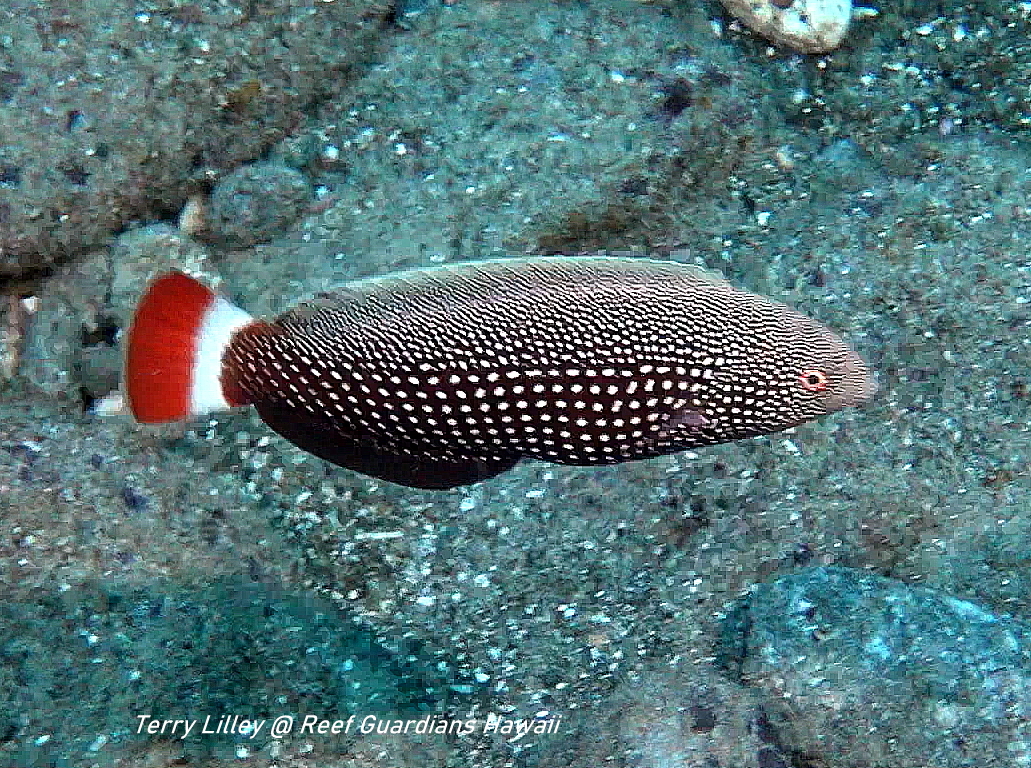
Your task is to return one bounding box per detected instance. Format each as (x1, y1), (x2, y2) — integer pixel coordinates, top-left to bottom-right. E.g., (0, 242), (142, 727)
(720, 0), (854, 53)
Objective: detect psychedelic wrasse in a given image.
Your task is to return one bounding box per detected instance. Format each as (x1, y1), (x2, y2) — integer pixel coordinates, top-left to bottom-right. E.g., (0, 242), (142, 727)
(124, 257), (876, 489)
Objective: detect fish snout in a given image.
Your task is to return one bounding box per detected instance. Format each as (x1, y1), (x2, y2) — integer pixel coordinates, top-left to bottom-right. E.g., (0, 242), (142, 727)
(832, 347), (878, 410)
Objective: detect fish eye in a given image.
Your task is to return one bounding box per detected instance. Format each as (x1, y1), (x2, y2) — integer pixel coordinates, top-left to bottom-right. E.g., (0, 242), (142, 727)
(799, 369), (829, 392)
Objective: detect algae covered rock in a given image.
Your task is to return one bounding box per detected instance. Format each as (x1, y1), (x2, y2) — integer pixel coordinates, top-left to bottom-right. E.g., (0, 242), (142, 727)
(0, 0), (389, 278)
(719, 566), (1031, 767)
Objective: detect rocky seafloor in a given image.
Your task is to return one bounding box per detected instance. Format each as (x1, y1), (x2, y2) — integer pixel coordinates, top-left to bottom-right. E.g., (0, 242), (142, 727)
(2, 1), (1031, 766)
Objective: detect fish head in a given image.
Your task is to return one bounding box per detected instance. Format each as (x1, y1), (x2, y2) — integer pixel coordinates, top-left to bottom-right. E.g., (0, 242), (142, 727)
(748, 313), (878, 431)
(678, 308), (877, 447)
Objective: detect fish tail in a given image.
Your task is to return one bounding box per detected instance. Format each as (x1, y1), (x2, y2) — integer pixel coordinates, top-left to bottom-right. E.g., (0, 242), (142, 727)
(124, 271), (254, 423)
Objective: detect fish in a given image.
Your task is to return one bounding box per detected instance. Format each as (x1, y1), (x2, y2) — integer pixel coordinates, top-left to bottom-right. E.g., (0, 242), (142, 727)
(124, 257), (876, 489)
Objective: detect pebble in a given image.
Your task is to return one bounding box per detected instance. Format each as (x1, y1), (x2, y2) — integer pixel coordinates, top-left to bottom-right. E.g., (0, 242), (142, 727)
(208, 162), (313, 247)
(719, 0), (855, 53)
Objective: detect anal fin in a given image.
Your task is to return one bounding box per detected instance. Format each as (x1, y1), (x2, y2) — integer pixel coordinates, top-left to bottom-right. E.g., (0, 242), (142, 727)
(254, 400), (519, 489)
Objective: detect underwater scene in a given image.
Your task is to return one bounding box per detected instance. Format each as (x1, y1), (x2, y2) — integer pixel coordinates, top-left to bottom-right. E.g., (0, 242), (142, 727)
(1, 0), (1030, 766)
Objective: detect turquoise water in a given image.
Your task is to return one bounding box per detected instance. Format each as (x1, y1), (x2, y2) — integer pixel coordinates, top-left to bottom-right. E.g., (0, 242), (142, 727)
(1, 1), (1030, 766)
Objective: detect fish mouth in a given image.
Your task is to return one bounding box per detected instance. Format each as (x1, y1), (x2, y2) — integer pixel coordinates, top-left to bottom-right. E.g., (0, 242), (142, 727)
(835, 348), (878, 409)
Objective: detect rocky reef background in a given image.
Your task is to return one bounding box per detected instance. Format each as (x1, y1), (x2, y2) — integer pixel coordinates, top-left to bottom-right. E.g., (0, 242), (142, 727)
(2, 1), (1031, 766)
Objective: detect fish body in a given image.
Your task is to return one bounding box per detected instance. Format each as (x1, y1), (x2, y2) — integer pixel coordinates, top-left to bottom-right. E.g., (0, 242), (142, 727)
(125, 257), (876, 489)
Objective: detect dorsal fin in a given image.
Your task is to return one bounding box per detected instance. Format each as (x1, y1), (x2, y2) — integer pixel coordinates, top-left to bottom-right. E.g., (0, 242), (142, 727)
(276, 256), (732, 326)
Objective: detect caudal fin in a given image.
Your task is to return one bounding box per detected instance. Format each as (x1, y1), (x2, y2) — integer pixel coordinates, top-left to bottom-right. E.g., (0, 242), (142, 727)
(124, 271), (254, 423)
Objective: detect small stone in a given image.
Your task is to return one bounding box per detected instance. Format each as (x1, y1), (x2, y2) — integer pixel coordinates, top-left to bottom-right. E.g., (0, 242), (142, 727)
(121, 486), (150, 513)
(178, 194), (209, 239)
(208, 162), (312, 248)
(720, 0), (853, 53)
